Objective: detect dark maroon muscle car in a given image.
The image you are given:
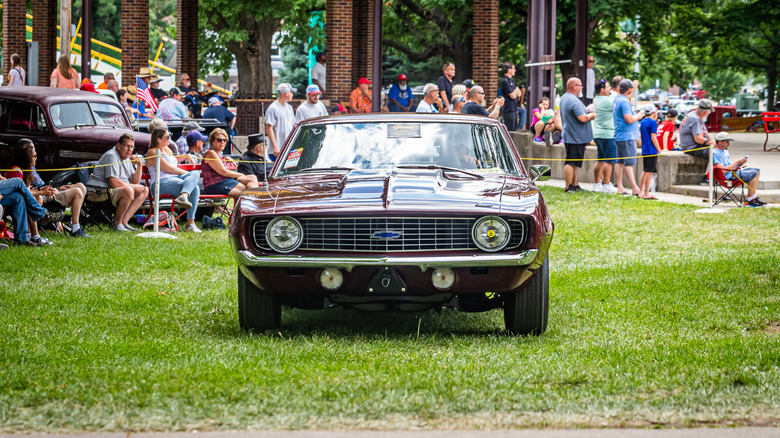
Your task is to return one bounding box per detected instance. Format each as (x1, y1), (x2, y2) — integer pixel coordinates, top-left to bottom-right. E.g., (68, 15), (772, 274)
(229, 113), (554, 335)
(0, 87), (152, 179)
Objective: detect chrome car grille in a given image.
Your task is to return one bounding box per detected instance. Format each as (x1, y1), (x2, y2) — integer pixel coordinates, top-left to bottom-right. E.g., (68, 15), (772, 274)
(252, 217), (527, 253)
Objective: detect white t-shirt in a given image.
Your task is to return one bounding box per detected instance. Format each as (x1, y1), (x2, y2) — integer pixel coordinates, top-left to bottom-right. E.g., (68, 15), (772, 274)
(311, 62), (326, 91)
(266, 101), (295, 150)
(416, 100), (438, 113)
(294, 101), (329, 123)
(586, 68), (595, 99)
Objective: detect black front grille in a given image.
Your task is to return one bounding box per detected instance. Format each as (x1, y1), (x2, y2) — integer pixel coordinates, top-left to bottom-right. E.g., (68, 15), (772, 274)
(252, 217), (527, 253)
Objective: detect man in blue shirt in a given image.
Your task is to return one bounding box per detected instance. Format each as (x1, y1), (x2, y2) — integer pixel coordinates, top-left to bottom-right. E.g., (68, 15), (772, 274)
(461, 85), (503, 118)
(712, 132), (765, 206)
(203, 96), (236, 133)
(612, 79), (644, 195)
(388, 74), (415, 112)
(559, 77), (596, 193)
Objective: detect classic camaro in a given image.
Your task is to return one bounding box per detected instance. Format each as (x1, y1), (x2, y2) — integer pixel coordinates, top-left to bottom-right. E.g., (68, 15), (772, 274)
(229, 113), (554, 335)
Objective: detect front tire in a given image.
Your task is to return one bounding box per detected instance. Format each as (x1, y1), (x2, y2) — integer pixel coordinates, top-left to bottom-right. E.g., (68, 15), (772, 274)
(503, 256), (549, 336)
(238, 268), (281, 331)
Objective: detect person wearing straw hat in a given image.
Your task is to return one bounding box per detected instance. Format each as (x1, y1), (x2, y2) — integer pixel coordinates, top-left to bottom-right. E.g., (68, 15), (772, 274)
(148, 75), (167, 103)
(712, 132), (765, 207)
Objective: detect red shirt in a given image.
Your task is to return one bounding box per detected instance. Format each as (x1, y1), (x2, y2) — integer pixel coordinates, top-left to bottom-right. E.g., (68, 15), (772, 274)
(656, 120), (676, 151)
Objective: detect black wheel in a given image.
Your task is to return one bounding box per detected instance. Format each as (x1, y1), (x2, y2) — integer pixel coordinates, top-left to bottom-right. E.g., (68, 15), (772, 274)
(503, 256), (549, 336)
(238, 268), (281, 331)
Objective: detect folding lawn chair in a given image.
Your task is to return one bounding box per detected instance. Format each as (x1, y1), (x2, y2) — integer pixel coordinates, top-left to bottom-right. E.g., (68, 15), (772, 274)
(709, 166), (746, 207)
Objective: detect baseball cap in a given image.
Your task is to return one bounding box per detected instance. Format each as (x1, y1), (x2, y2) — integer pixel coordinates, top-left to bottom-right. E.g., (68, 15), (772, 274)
(331, 103), (346, 114)
(185, 130), (208, 146)
(306, 84), (322, 94)
(462, 79), (475, 88)
(277, 83), (297, 93)
(398, 74), (407, 81)
(666, 108), (679, 118)
(183, 121), (205, 132)
(715, 132), (734, 142)
(642, 104), (657, 115)
(698, 99), (713, 111)
(358, 77), (372, 85)
(619, 79), (634, 93)
(169, 87), (182, 96)
(208, 96), (222, 106)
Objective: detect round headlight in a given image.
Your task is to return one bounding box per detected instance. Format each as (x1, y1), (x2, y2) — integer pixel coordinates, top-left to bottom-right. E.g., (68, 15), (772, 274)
(265, 216), (303, 253)
(471, 216), (510, 252)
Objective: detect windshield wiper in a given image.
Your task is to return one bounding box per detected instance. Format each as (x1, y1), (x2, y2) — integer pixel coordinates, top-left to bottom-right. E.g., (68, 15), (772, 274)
(298, 166), (354, 173)
(395, 164), (484, 179)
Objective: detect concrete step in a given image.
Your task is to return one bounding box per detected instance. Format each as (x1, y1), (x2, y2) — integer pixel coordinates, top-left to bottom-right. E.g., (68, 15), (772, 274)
(669, 184), (780, 204)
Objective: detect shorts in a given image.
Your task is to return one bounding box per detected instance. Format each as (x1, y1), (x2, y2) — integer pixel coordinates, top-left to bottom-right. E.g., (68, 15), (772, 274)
(564, 143), (586, 168)
(615, 140), (637, 166)
(736, 167), (759, 182)
(594, 138), (617, 163)
(683, 146), (710, 159)
(205, 178), (239, 195)
(643, 156), (658, 173)
(85, 187), (124, 206)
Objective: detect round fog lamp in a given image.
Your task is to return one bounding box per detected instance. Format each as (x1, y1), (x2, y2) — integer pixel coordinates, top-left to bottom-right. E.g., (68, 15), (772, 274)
(319, 268), (344, 291)
(431, 268), (456, 290)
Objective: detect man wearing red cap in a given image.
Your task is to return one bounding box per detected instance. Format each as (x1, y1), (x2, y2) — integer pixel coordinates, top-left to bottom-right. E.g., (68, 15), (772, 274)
(388, 74), (415, 112)
(349, 77), (372, 113)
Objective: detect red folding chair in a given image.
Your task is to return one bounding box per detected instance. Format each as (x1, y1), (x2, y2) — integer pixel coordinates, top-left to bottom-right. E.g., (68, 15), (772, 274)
(761, 112), (780, 152)
(708, 166), (745, 207)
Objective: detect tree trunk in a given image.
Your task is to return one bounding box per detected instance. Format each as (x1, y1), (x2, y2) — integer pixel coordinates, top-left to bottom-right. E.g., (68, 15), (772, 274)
(767, 50), (777, 110)
(227, 21), (277, 97)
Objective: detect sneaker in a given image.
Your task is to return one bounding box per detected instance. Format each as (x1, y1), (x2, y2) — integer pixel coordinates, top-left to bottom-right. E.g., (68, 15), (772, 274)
(0, 243), (8, 250)
(564, 185), (577, 193)
(70, 228), (92, 238)
(754, 198), (767, 206)
(534, 136), (544, 143)
(174, 195), (193, 210)
(184, 223), (202, 233)
(15, 239), (44, 247)
(745, 198), (765, 207)
(603, 183), (619, 194)
(39, 211), (64, 226)
(31, 236), (54, 245)
(573, 185), (585, 192)
(112, 224), (131, 232)
(700, 175), (710, 185)
(123, 223), (139, 232)
(592, 183), (604, 193)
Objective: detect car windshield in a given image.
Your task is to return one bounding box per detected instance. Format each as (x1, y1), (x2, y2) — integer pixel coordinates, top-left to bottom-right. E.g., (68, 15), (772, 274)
(275, 122), (520, 176)
(50, 101), (129, 129)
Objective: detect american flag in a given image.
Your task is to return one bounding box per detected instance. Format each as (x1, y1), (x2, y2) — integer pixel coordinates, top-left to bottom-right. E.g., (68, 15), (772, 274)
(136, 75), (158, 113)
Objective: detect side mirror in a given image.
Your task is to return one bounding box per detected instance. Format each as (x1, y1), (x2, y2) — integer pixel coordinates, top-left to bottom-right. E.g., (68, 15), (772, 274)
(530, 164), (551, 182)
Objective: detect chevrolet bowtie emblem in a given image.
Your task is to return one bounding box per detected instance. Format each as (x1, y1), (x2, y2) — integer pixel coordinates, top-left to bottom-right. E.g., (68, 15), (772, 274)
(371, 230), (402, 240)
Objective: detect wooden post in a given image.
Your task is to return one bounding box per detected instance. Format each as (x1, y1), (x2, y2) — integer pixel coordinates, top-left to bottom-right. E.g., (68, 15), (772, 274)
(60, 0), (71, 59)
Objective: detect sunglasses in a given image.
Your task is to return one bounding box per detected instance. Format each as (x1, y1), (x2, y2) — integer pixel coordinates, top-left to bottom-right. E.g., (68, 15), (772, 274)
(214, 138), (227, 143)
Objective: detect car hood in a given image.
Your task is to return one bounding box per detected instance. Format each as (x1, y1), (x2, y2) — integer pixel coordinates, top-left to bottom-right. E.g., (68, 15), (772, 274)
(240, 169), (543, 216)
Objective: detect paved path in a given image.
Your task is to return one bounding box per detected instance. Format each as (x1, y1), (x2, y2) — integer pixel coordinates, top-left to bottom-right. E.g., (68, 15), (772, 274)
(4, 428), (780, 438)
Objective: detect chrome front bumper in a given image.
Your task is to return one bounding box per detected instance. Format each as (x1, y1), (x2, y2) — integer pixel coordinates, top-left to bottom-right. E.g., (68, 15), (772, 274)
(235, 249), (538, 272)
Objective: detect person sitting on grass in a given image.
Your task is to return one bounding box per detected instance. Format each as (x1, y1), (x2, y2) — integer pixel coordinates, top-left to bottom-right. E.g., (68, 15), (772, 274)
(638, 105), (661, 200)
(86, 133), (149, 232)
(712, 132), (766, 207)
(201, 128), (259, 199)
(146, 128), (202, 233)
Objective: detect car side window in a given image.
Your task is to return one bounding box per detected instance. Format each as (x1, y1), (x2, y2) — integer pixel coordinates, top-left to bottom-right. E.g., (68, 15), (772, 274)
(50, 102), (94, 128)
(4, 101), (48, 133)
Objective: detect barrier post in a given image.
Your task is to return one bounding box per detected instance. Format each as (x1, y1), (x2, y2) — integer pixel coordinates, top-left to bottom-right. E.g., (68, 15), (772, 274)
(137, 153), (177, 239)
(708, 144), (714, 207)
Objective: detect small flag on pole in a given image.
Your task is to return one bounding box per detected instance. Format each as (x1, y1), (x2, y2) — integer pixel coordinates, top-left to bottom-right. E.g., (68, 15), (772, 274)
(136, 76), (158, 113)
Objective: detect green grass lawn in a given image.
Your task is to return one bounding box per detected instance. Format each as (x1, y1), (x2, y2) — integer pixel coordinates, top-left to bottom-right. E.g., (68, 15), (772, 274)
(1, 187), (779, 432)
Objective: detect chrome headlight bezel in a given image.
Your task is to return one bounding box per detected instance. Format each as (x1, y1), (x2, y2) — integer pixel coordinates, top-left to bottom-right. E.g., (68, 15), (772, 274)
(471, 216), (511, 252)
(265, 216), (303, 253)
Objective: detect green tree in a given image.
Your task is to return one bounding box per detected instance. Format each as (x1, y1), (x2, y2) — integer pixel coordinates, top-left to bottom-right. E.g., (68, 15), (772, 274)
(672, 0), (779, 108)
(278, 42), (309, 98)
(198, 0), (324, 96)
(699, 69), (746, 103)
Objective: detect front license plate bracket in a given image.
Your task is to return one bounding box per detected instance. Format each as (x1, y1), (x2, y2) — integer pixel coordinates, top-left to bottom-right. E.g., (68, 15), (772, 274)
(368, 267), (407, 294)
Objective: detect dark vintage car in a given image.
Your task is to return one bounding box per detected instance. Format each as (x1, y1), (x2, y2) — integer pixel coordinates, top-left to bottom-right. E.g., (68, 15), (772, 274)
(0, 87), (152, 181)
(229, 113), (554, 335)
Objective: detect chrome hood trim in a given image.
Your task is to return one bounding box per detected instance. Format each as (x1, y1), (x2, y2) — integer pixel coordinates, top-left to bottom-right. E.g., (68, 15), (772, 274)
(234, 249), (538, 272)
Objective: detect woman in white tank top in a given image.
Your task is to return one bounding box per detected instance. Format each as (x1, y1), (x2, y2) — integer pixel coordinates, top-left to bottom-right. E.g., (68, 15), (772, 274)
(146, 128), (202, 232)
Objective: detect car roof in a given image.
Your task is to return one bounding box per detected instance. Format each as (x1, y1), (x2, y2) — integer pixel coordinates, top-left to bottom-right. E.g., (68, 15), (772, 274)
(0, 86), (121, 107)
(297, 112), (505, 127)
